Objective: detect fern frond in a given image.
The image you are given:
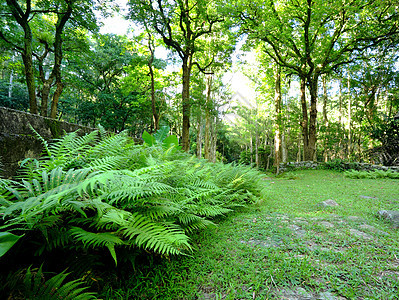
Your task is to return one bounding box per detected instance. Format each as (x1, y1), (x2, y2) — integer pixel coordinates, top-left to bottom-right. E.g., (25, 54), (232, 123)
(20, 265), (96, 300)
(69, 227), (125, 249)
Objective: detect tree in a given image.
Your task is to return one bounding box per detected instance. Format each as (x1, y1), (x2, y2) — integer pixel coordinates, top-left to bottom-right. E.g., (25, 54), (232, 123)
(1, 0), (37, 113)
(1, 0), (101, 117)
(232, 0), (399, 160)
(128, 0), (225, 151)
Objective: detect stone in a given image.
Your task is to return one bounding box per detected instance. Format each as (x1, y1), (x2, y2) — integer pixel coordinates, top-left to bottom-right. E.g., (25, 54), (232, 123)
(198, 292), (216, 300)
(359, 224), (389, 235)
(317, 291), (346, 300)
(349, 229), (373, 239)
(360, 195), (377, 199)
(347, 216), (361, 221)
(318, 200), (339, 207)
(279, 287), (313, 300)
(319, 221), (334, 228)
(377, 210), (399, 228)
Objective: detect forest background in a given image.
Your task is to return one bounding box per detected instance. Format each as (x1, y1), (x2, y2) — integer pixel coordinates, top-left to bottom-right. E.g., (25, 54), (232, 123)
(1, 0), (399, 169)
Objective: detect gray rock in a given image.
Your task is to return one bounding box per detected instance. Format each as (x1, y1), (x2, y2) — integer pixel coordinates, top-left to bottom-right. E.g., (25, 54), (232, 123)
(319, 221), (334, 228)
(377, 210), (399, 228)
(317, 291), (346, 300)
(359, 224), (389, 235)
(279, 287), (313, 300)
(349, 229), (373, 239)
(360, 195), (377, 199)
(318, 199), (339, 207)
(347, 216), (361, 221)
(198, 293), (216, 300)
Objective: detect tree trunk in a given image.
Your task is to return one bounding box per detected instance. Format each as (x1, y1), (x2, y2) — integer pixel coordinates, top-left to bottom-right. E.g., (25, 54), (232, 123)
(8, 54), (14, 99)
(196, 116), (203, 159)
(6, 0), (38, 114)
(181, 55), (193, 152)
(322, 74), (328, 124)
(148, 33), (159, 131)
(21, 27), (37, 114)
(273, 64), (282, 172)
(41, 80), (53, 117)
(49, 3), (72, 119)
(299, 76), (309, 161)
(307, 75), (318, 161)
(210, 116), (217, 162)
(347, 72), (352, 159)
(204, 74), (213, 159)
(322, 74), (329, 162)
(282, 133), (287, 163)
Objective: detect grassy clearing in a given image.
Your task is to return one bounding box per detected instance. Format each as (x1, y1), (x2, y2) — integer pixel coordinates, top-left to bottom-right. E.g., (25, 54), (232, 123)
(101, 170), (399, 299)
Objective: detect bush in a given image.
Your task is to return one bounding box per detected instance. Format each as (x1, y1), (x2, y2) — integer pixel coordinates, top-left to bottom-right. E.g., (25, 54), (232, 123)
(344, 169), (399, 179)
(0, 126), (267, 296)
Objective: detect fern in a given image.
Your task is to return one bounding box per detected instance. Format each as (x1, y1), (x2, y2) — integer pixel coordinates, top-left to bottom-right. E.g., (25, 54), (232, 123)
(6, 265), (96, 300)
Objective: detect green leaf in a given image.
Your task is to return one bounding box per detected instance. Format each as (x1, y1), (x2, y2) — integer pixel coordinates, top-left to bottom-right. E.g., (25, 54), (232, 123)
(163, 135), (179, 150)
(107, 244), (118, 266)
(0, 232), (22, 258)
(142, 130), (156, 146)
(153, 126), (169, 143)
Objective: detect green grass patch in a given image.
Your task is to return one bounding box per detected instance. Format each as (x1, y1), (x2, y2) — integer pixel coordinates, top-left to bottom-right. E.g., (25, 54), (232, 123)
(99, 169), (399, 299)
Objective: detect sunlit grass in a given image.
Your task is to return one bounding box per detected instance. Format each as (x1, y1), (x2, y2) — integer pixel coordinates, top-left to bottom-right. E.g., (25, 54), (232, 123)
(101, 170), (399, 299)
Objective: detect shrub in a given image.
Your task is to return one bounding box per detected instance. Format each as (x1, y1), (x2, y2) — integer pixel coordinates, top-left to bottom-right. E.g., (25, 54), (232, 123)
(0, 127), (267, 287)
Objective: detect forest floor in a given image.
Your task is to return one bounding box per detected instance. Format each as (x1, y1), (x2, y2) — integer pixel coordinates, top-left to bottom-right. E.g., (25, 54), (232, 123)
(102, 170), (399, 300)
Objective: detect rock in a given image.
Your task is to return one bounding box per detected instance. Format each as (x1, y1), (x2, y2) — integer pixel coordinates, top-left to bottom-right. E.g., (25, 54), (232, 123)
(289, 224), (307, 237)
(349, 229), (373, 239)
(347, 216), (361, 221)
(377, 210), (399, 228)
(359, 224), (389, 235)
(279, 287), (313, 300)
(317, 291), (346, 300)
(319, 221), (334, 228)
(198, 292), (216, 300)
(360, 195), (377, 199)
(318, 200), (339, 207)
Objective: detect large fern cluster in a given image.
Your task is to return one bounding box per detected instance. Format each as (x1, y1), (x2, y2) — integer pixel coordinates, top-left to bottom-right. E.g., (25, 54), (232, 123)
(0, 127), (267, 266)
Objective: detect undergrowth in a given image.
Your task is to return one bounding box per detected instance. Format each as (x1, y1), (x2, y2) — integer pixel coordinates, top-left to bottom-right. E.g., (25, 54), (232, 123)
(0, 126), (267, 298)
(96, 170), (399, 299)
(344, 169), (399, 179)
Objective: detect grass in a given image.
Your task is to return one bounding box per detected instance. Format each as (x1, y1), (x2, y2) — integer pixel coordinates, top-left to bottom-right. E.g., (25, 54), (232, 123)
(100, 170), (399, 299)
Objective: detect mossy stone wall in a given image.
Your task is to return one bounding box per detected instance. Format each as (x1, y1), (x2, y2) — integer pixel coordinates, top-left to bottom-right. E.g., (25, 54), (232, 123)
(0, 107), (95, 178)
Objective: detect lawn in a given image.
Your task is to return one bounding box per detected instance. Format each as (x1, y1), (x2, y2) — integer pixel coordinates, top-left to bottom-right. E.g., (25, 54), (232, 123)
(101, 170), (399, 299)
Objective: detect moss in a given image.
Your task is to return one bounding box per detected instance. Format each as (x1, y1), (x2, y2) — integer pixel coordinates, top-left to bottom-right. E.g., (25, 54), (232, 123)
(44, 118), (62, 139)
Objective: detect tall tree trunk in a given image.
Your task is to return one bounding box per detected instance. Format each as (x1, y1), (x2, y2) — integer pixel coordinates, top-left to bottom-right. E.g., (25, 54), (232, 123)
(8, 54), (14, 99)
(338, 79), (343, 159)
(181, 55), (193, 152)
(148, 33), (159, 131)
(299, 76), (309, 161)
(282, 133), (287, 163)
(347, 72), (352, 159)
(196, 116), (203, 158)
(322, 74), (328, 124)
(21, 28), (37, 114)
(49, 2), (72, 119)
(322, 74), (329, 162)
(307, 75), (319, 161)
(274, 64), (282, 172)
(6, 0), (37, 114)
(210, 116), (217, 162)
(204, 74), (213, 160)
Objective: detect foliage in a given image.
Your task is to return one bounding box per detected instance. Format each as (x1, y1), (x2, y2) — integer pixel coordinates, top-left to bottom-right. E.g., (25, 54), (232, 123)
(95, 170), (399, 299)
(344, 169), (399, 179)
(367, 118), (399, 166)
(0, 127), (267, 297)
(0, 232), (22, 258)
(5, 265), (96, 300)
